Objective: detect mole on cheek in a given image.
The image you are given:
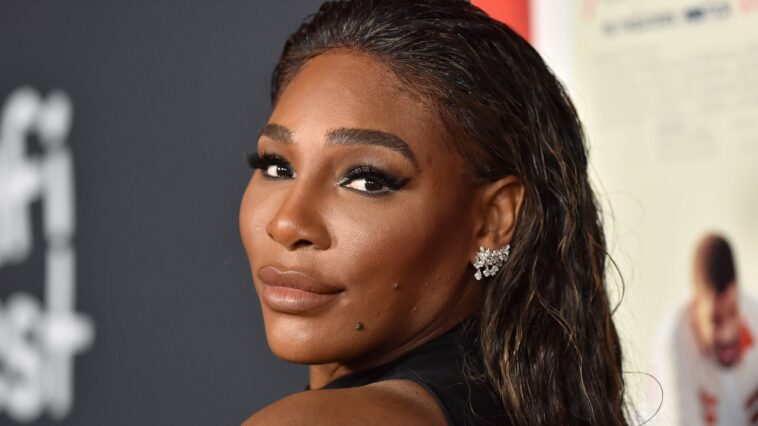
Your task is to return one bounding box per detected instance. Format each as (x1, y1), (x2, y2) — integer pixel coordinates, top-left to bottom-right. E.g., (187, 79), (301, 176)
(355, 322), (364, 330)
(392, 282), (400, 290)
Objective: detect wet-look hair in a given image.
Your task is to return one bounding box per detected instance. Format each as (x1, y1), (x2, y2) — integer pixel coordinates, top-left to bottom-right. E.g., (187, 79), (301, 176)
(270, 0), (628, 424)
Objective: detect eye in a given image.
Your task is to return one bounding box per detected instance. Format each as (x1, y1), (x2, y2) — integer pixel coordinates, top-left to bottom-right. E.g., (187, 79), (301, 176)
(342, 177), (386, 193)
(264, 164), (291, 179)
(338, 165), (410, 196)
(246, 152), (295, 179)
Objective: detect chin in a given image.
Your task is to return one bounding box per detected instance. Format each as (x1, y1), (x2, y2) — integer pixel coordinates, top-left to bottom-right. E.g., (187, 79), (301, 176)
(267, 334), (339, 365)
(261, 311), (349, 365)
(268, 340), (333, 365)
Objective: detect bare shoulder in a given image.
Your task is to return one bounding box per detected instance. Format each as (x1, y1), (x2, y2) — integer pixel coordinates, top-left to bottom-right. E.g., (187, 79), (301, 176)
(241, 379), (446, 426)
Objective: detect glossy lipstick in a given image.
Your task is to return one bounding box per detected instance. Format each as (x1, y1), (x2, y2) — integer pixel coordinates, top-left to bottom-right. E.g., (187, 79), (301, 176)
(257, 265), (342, 314)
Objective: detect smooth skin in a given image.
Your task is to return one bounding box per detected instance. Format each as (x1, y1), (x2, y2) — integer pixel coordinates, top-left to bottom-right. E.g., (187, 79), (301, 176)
(239, 49), (524, 425)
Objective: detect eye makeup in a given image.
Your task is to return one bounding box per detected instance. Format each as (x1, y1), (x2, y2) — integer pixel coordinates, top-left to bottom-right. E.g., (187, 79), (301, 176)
(337, 164), (411, 196)
(246, 152), (295, 179)
(245, 151), (411, 196)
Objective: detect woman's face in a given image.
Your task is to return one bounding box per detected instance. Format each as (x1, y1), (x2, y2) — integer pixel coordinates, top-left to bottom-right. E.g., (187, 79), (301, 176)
(239, 49), (483, 367)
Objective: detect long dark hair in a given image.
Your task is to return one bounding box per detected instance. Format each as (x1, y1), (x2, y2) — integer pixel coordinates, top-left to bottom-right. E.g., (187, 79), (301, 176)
(270, 1), (627, 424)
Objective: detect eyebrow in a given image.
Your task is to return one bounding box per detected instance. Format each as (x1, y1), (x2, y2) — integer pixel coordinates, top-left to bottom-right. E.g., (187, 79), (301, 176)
(258, 123), (420, 172)
(326, 128), (420, 171)
(258, 123), (293, 144)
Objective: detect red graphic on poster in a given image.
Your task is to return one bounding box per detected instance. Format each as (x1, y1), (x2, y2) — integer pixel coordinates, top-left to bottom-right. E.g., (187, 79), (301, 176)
(699, 390), (718, 425)
(470, 0), (530, 42)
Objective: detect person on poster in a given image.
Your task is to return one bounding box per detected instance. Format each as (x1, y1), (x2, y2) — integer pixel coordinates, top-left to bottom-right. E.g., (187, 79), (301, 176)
(661, 234), (758, 425)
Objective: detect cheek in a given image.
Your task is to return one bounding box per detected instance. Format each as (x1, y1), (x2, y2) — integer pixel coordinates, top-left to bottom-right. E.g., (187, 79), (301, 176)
(239, 180), (253, 242)
(693, 304), (714, 338)
(333, 192), (472, 315)
(239, 174), (475, 363)
(718, 314), (742, 341)
(239, 176), (278, 265)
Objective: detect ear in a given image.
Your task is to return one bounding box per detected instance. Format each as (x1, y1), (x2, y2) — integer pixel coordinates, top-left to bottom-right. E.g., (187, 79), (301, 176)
(471, 175), (524, 261)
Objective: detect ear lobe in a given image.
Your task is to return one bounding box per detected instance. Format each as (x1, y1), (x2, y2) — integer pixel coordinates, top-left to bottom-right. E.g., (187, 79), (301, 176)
(474, 175), (524, 251)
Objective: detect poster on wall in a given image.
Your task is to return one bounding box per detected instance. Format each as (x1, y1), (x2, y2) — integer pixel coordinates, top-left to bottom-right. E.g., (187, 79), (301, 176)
(572, 0), (758, 424)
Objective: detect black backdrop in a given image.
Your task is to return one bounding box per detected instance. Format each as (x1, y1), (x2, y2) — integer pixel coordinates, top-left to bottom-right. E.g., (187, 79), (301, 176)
(0, 1), (325, 424)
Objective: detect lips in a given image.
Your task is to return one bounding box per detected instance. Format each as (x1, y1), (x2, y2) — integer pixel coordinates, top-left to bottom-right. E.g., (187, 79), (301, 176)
(257, 265), (343, 314)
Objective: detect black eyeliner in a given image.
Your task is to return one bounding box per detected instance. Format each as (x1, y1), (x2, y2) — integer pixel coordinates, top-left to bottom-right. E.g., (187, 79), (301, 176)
(340, 165), (411, 191)
(246, 151), (410, 194)
(245, 151), (295, 179)
(245, 152), (263, 170)
(245, 152), (286, 170)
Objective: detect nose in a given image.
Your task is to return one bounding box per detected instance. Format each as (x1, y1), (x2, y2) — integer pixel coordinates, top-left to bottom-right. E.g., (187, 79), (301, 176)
(265, 182), (332, 251)
(714, 317), (740, 345)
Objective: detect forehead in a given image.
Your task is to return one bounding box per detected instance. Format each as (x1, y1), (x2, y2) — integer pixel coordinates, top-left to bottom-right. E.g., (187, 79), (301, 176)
(269, 49), (452, 159)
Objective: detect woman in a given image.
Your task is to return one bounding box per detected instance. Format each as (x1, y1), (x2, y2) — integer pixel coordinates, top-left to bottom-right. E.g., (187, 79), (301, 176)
(239, 0), (627, 424)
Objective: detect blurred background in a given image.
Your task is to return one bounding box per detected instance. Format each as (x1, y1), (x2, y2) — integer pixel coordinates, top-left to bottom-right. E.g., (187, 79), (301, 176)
(0, 0), (756, 425)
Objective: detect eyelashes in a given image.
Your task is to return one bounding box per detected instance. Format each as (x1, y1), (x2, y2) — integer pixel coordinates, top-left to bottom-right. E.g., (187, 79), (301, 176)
(245, 152), (276, 170)
(246, 152), (294, 179)
(245, 151), (410, 196)
(338, 165), (410, 195)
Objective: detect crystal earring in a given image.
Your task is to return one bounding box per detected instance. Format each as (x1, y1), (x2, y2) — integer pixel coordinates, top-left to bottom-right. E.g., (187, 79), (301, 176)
(473, 244), (511, 280)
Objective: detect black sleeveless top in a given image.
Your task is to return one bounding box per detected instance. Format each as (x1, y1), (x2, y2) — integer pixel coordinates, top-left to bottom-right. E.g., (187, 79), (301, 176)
(318, 319), (509, 425)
